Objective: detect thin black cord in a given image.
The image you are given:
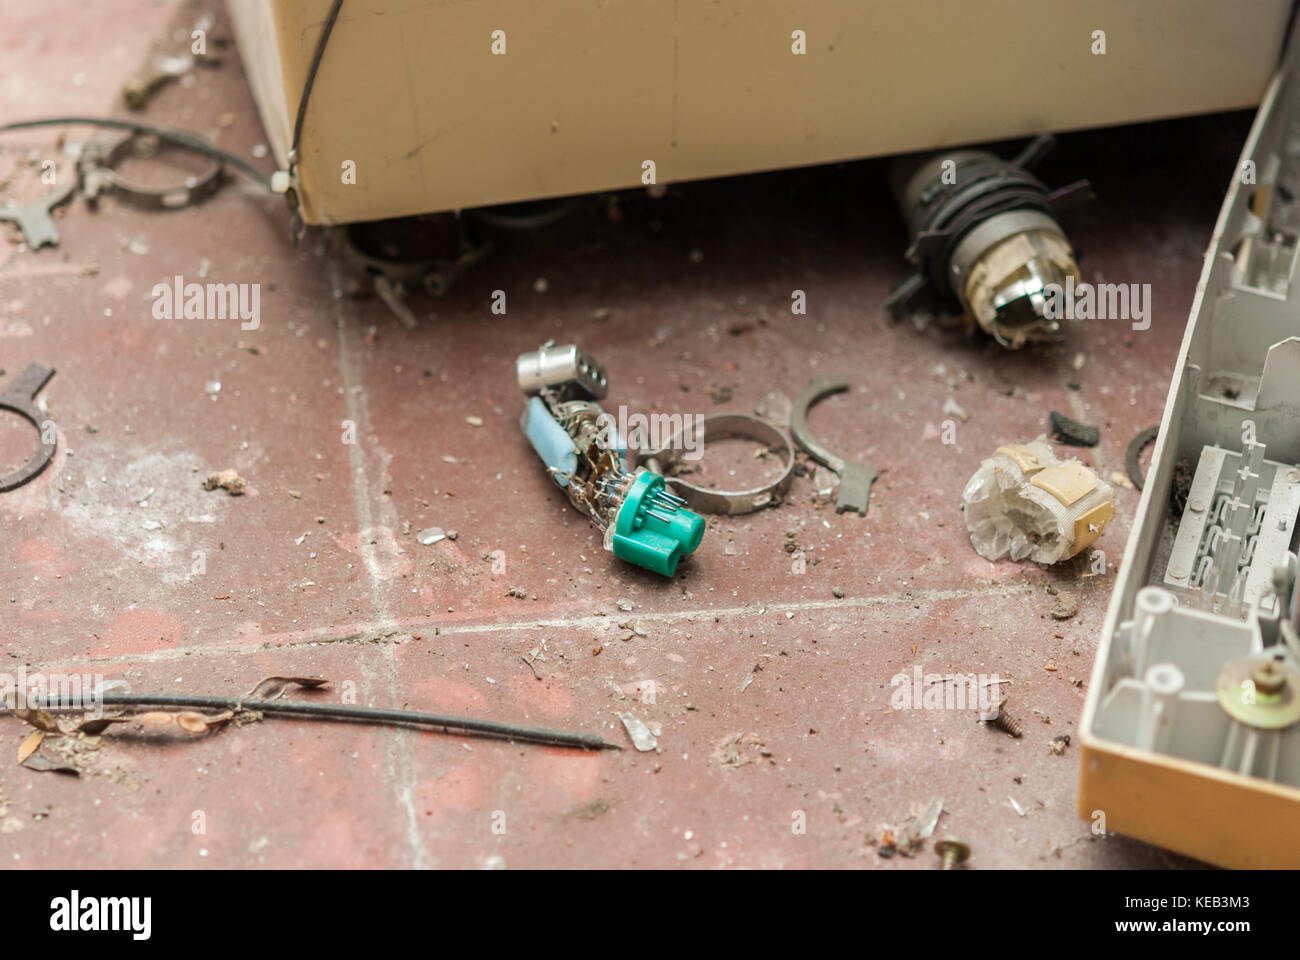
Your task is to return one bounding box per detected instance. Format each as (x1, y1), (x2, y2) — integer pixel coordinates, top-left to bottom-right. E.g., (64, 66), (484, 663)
(290, 0), (345, 163)
(0, 116), (271, 189)
(31, 691), (620, 751)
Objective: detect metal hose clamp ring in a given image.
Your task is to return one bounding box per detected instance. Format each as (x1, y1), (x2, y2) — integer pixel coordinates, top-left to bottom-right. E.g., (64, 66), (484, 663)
(636, 412), (795, 515)
(0, 363), (57, 492)
(79, 132), (227, 211)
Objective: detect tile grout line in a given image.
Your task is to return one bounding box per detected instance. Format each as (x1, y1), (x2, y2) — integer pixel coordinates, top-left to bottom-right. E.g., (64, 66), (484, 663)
(327, 259), (430, 870)
(25, 581), (1065, 670)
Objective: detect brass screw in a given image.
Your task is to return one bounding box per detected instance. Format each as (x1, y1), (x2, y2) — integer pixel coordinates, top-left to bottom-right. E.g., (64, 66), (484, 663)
(1251, 661), (1287, 696)
(934, 838), (970, 870)
(982, 697), (1023, 738)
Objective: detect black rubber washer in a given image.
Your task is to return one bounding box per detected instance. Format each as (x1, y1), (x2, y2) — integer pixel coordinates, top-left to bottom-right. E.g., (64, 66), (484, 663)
(1126, 425), (1160, 491)
(1049, 410), (1100, 447)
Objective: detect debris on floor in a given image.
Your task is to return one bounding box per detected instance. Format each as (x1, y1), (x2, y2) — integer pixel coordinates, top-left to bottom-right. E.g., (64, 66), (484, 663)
(754, 389), (792, 426)
(876, 828), (897, 858)
(980, 697), (1024, 738)
(942, 396), (968, 422)
(1048, 410), (1100, 447)
(813, 465), (840, 500)
(1049, 591), (1079, 620)
(962, 439), (1115, 564)
(716, 732), (770, 768)
(521, 648), (545, 680)
(619, 713), (658, 751)
(892, 796), (945, 856)
(122, 11), (222, 110)
(705, 384), (733, 405)
(202, 468), (246, 496)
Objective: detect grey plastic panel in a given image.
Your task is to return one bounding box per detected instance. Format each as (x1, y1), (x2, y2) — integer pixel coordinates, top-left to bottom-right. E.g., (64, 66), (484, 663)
(1081, 47), (1300, 791)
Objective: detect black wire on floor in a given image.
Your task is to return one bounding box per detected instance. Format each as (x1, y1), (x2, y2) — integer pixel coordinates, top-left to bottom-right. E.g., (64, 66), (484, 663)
(0, 116), (272, 190)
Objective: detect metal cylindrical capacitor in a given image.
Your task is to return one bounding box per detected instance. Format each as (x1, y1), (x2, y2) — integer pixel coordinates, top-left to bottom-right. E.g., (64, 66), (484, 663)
(516, 343), (607, 399)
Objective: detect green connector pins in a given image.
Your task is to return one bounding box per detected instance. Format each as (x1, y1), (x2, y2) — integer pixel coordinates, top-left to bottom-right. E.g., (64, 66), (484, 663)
(611, 472), (705, 576)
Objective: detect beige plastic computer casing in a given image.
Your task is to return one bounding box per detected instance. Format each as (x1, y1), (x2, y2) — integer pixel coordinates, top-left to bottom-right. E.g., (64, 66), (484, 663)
(227, 0), (1289, 225)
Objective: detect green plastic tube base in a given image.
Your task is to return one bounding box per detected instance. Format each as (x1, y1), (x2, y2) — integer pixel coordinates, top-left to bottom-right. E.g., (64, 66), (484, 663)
(611, 472), (705, 576)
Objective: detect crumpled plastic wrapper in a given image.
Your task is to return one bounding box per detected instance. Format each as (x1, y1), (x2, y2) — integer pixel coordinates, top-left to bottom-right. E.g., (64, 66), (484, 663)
(962, 438), (1114, 564)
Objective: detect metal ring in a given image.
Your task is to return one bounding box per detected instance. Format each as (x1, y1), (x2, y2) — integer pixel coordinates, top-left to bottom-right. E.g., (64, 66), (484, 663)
(81, 132), (226, 211)
(0, 363), (57, 492)
(636, 412), (795, 515)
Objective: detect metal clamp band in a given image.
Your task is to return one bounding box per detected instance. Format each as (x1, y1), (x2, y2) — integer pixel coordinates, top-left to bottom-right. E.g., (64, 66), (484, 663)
(0, 363), (57, 492)
(636, 412), (795, 515)
(79, 132), (227, 211)
(790, 378), (877, 515)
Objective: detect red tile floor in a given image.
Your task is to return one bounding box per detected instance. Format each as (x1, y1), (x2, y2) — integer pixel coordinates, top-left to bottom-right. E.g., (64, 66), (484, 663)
(0, 0), (1251, 867)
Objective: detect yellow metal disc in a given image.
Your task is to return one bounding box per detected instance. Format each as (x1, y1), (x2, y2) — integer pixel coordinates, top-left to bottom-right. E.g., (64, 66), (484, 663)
(1215, 657), (1300, 729)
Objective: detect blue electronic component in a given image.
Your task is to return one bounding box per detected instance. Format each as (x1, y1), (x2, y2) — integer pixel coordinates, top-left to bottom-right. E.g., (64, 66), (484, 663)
(520, 395), (578, 487)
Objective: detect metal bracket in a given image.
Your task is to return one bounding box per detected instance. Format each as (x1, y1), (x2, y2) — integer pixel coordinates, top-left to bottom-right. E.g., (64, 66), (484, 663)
(790, 378), (876, 515)
(0, 179), (77, 249)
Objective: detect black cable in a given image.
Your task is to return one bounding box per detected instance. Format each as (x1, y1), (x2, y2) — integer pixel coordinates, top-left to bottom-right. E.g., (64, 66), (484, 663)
(0, 116), (272, 189)
(31, 691), (619, 751)
(290, 0), (345, 163)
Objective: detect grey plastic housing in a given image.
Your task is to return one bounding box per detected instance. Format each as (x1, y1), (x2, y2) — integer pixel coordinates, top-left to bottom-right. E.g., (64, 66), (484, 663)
(1080, 53), (1300, 790)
